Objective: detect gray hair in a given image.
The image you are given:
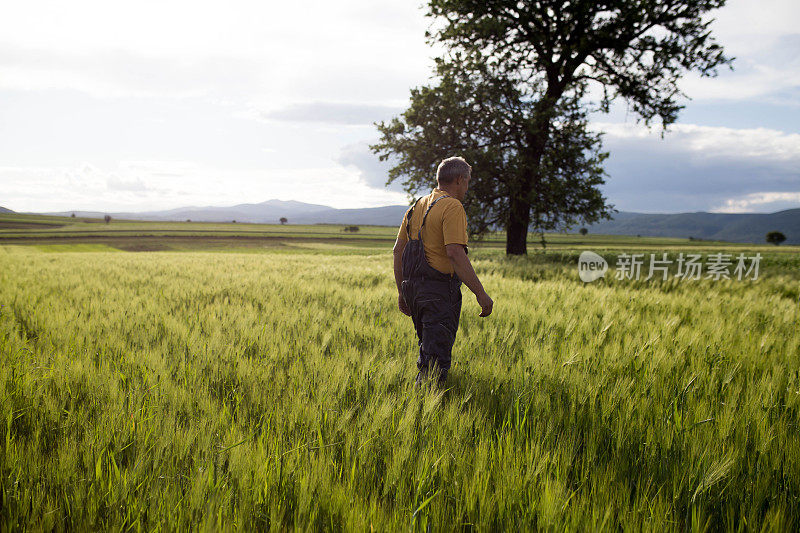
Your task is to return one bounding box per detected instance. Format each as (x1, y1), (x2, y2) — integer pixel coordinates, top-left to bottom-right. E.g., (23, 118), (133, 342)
(436, 156), (472, 185)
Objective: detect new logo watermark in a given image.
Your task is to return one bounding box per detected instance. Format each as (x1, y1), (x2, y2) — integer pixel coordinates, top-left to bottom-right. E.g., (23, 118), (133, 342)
(578, 251), (608, 282)
(578, 251), (761, 282)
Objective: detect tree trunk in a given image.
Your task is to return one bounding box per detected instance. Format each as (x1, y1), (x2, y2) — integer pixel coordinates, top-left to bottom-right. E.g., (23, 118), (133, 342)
(505, 136), (544, 256)
(505, 99), (559, 255)
(506, 195), (531, 255)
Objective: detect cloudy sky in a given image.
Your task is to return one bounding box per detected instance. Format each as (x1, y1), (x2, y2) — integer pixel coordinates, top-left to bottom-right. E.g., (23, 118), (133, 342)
(1, 0), (798, 214)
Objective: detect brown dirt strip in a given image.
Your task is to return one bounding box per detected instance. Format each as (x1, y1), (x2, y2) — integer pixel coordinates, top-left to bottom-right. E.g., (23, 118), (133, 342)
(0, 234), (398, 249)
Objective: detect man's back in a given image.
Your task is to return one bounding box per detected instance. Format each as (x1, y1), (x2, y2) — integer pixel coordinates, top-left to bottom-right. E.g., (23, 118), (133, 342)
(396, 187), (468, 276)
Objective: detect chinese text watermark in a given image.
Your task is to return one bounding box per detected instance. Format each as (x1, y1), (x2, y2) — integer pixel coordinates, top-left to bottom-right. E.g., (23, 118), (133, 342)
(578, 251), (761, 283)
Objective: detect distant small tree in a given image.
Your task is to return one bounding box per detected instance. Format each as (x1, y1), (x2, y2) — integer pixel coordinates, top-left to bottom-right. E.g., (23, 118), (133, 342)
(232, 220), (236, 224)
(579, 227), (588, 236)
(104, 214), (111, 224)
(71, 213), (76, 218)
(766, 231), (786, 246)
(280, 217), (288, 225)
(342, 225), (360, 233)
(186, 219), (191, 222)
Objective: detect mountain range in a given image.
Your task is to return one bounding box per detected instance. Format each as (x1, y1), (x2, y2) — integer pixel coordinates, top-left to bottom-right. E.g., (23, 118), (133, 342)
(584, 209), (800, 245)
(43, 200), (411, 227)
(21, 200), (800, 245)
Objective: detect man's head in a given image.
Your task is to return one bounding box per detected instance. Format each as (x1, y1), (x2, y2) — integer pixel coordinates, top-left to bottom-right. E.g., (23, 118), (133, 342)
(436, 156), (471, 201)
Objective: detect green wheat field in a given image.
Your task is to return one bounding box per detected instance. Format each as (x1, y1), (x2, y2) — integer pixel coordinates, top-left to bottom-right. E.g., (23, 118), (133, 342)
(1, 214), (799, 530)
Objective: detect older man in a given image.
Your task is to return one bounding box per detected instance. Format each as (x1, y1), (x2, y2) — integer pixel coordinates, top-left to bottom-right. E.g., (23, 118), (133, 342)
(393, 156), (494, 387)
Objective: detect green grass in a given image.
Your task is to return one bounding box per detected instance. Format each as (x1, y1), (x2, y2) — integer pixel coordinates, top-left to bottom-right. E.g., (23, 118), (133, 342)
(1, 240), (798, 530)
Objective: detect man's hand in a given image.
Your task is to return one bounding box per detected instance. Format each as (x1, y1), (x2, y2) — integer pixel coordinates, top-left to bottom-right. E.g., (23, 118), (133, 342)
(477, 291), (493, 317)
(446, 243), (493, 318)
(398, 293), (412, 316)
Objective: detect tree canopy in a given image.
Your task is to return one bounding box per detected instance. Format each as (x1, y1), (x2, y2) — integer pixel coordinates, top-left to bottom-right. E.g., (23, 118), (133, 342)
(372, 55), (613, 247)
(766, 231), (786, 246)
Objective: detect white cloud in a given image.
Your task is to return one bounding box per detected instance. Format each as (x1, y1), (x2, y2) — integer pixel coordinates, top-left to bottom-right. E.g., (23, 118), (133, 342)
(713, 192), (800, 213)
(677, 40), (800, 103)
(708, 0), (800, 45)
(106, 175), (150, 192)
(0, 0), (797, 214)
(0, 161), (407, 212)
(675, 0), (800, 102)
(0, 0), (439, 104)
(260, 101), (403, 125)
(580, 1), (800, 105)
(0, 44), (258, 99)
(594, 122), (800, 162)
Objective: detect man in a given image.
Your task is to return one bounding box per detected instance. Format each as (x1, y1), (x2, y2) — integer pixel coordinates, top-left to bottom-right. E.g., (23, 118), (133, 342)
(392, 156), (494, 387)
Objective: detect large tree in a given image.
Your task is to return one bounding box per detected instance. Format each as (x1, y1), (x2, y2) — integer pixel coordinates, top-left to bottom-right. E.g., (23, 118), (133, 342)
(371, 54), (614, 248)
(379, 0), (732, 255)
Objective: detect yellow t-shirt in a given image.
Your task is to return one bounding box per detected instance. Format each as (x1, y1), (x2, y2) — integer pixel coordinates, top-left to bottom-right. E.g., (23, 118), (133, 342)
(395, 188), (469, 275)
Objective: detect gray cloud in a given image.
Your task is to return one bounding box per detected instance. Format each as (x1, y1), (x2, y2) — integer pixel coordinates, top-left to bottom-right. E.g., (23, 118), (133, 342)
(261, 102), (402, 125)
(594, 123), (800, 213)
(336, 141), (406, 192)
(337, 122), (800, 214)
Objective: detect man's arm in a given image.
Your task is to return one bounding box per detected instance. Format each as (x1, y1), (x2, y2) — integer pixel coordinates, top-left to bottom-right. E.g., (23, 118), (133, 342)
(392, 238), (411, 316)
(446, 244), (493, 317)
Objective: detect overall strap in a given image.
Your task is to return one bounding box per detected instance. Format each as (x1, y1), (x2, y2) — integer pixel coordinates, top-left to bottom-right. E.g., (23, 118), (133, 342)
(417, 194), (451, 239)
(405, 198), (421, 240)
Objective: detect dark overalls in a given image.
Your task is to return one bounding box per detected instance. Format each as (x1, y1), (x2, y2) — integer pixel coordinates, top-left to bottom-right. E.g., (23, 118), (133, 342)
(400, 195), (463, 384)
